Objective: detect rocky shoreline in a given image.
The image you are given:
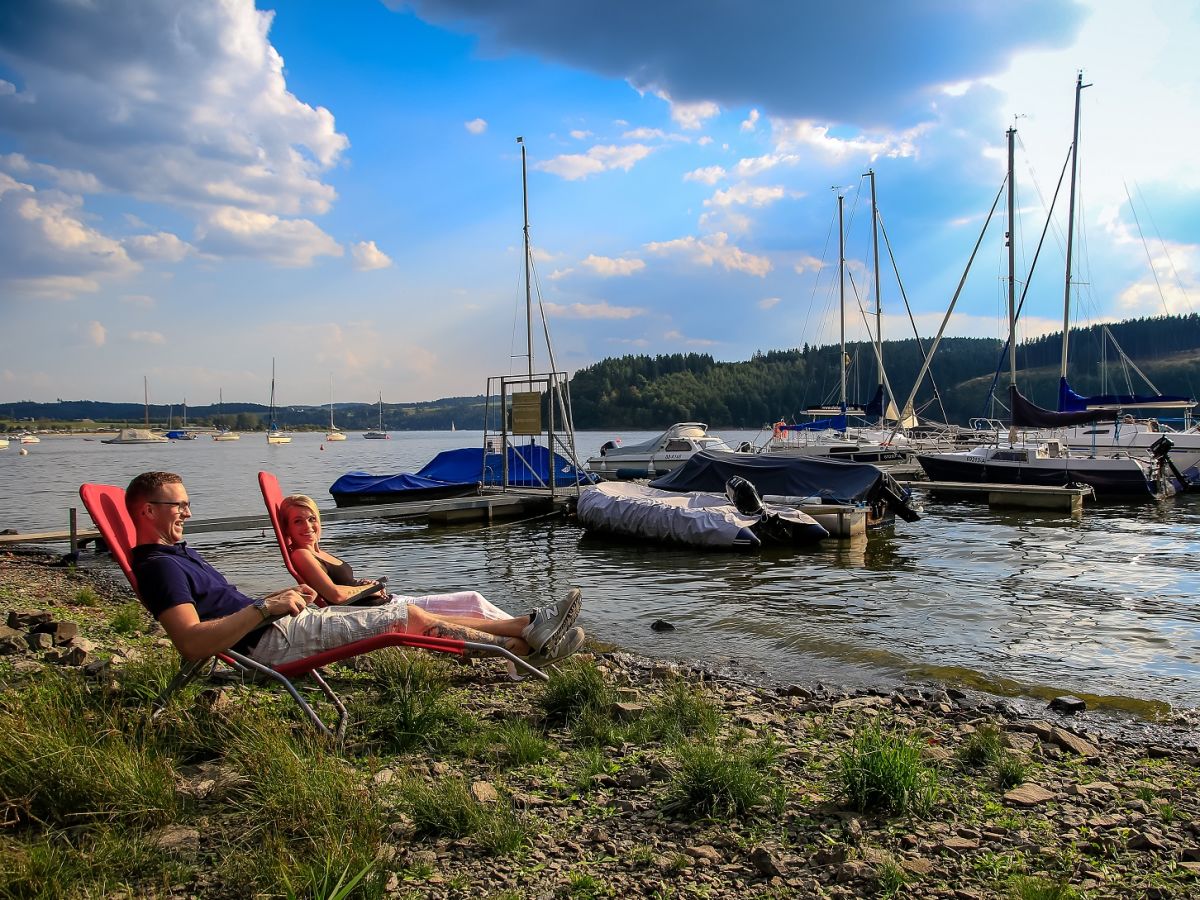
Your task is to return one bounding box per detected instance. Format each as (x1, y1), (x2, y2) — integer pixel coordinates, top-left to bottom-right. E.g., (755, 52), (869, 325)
(2, 549), (1199, 898)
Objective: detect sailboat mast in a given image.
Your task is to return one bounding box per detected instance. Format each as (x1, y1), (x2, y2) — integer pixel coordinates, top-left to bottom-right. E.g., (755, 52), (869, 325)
(1007, 127), (1018, 390)
(518, 136), (533, 384)
(838, 192), (846, 410)
(329, 374), (334, 429)
(1060, 71), (1090, 379)
(1006, 125), (1019, 445)
(868, 169), (883, 393)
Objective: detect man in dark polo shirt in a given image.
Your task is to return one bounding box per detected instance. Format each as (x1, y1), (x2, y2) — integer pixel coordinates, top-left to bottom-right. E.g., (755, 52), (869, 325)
(126, 471), (583, 667)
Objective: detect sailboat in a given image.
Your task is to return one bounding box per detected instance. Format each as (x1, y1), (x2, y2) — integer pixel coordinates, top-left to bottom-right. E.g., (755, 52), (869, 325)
(266, 359), (292, 444)
(764, 189), (906, 466)
(103, 377), (170, 444)
(213, 388), (240, 441)
(364, 392), (389, 439)
(166, 398), (197, 440)
(326, 375), (346, 441)
(916, 123), (1169, 500)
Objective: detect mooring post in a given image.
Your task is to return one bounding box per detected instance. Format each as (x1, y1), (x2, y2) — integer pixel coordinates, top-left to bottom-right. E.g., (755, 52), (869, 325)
(69, 507), (78, 556)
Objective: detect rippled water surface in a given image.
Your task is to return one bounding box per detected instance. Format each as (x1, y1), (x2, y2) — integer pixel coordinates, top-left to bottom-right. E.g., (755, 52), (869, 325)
(3, 431), (1198, 711)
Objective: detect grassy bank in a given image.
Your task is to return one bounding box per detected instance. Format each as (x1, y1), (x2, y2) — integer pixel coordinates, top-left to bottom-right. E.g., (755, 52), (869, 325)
(1, 551), (1198, 899)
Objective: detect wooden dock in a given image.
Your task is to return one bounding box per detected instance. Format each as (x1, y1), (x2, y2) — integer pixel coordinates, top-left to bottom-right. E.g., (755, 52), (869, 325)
(0, 489), (575, 549)
(897, 480), (1092, 514)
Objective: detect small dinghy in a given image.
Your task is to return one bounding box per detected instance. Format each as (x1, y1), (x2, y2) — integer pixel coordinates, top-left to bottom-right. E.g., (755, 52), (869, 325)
(576, 477), (828, 550)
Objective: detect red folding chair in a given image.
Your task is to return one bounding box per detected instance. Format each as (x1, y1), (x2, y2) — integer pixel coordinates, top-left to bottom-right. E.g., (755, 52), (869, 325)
(79, 483), (546, 744)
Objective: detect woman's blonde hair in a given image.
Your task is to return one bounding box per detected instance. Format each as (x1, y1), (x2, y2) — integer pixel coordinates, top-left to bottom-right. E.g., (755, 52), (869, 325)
(279, 494), (321, 546)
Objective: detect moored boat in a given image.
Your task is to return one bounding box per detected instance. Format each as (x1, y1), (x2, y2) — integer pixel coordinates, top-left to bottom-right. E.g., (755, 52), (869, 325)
(576, 479), (829, 550)
(102, 428), (169, 445)
(585, 422), (739, 480)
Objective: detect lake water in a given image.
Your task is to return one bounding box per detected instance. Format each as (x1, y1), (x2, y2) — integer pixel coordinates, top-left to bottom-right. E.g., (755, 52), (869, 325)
(2, 430), (1198, 714)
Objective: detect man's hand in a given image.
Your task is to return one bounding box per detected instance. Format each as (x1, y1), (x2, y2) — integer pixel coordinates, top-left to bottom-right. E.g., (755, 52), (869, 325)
(263, 585), (315, 618)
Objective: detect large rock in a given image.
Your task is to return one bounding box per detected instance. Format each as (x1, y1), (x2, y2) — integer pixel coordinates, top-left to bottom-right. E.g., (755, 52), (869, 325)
(33, 620), (78, 644)
(1003, 784), (1057, 806)
(7, 610), (53, 629)
(1051, 728), (1099, 758)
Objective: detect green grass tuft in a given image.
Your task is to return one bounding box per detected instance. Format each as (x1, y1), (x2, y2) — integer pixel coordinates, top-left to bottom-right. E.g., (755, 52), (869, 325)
(664, 738), (773, 819)
(397, 775), (530, 855)
(109, 601), (146, 636)
(352, 649), (472, 753)
(490, 719), (549, 767)
(539, 658), (613, 727)
(958, 725), (1006, 768)
(72, 586), (101, 607)
(837, 723), (938, 816)
(1008, 876), (1079, 900)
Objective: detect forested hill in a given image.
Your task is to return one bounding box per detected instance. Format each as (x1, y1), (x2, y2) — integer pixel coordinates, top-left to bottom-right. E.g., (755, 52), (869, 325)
(568, 313), (1200, 429)
(8, 314), (1200, 431)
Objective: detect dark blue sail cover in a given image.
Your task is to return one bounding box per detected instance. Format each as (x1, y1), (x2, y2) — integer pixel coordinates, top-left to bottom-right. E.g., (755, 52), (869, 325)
(862, 384), (885, 418)
(784, 412), (847, 432)
(1011, 385), (1116, 427)
(650, 449), (895, 507)
(1058, 377), (1194, 412)
(417, 445), (596, 487)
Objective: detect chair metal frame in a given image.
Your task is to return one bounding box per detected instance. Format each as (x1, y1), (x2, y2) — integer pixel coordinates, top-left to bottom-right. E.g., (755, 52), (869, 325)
(78, 482), (546, 746)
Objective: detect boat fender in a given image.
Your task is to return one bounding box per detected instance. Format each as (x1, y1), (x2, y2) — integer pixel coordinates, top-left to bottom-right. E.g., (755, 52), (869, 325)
(725, 475), (764, 515)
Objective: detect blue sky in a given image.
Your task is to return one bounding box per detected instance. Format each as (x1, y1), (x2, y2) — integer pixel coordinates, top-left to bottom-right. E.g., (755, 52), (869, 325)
(1, 0), (1198, 406)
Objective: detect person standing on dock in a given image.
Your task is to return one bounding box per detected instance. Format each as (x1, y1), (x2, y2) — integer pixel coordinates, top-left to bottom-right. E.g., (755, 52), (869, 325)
(125, 471), (584, 669)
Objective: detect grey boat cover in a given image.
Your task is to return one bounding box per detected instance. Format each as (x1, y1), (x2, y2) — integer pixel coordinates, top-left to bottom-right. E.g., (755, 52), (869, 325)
(576, 481), (826, 549)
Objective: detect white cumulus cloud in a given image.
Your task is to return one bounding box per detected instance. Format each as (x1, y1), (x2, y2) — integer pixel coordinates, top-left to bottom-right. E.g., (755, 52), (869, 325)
(536, 143), (655, 180)
(580, 255), (646, 277)
(464, 117), (487, 135)
(195, 206), (342, 267)
(684, 165), (726, 185)
(87, 321), (106, 346)
(644, 232), (771, 277)
(351, 240), (393, 271)
(543, 301), (646, 320)
(704, 183), (789, 208)
(125, 232), (192, 262)
(656, 90), (719, 130)
(758, 296), (781, 310)
(740, 109), (760, 132)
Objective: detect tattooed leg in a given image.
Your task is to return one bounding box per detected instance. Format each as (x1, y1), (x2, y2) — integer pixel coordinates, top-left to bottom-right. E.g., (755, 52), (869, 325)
(422, 621), (530, 657)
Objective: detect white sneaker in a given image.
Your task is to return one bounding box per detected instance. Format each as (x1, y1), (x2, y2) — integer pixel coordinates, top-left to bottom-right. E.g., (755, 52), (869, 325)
(526, 626), (585, 668)
(521, 587), (582, 656)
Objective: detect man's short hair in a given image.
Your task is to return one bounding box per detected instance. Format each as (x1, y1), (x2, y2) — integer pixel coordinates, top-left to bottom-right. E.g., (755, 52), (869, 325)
(126, 471), (183, 515)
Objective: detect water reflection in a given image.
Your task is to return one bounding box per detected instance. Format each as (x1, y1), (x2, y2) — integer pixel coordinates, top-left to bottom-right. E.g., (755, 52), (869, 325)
(4, 432), (1199, 710)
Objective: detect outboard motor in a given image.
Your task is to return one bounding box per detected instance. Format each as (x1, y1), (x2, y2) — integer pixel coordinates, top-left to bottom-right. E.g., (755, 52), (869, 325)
(725, 475), (764, 515)
(1150, 435), (1187, 488)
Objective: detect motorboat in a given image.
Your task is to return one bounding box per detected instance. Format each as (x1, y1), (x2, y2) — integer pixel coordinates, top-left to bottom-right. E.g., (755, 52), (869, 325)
(0, 436), (9, 449)
(165, 430), (197, 440)
(576, 479), (829, 550)
(213, 430), (240, 441)
(585, 422), (740, 480)
(102, 428), (169, 445)
(18, 432), (39, 444)
(916, 437), (1172, 500)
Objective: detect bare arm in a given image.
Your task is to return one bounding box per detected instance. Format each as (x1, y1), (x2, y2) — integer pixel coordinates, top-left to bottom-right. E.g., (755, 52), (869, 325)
(289, 548), (371, 605)
(157, 586), (313, 661)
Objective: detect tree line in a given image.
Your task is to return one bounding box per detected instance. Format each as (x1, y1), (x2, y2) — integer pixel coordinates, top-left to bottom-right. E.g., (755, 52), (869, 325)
(7, 314), (1200, 431)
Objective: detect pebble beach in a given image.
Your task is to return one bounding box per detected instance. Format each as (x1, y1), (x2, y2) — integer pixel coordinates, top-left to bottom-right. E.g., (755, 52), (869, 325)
(2, 549), (1199, 899)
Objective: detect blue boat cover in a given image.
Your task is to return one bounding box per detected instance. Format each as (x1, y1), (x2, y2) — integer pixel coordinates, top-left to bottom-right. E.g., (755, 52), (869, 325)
(1012, 384), (1115, 427)
(329, 471), (469, 496)
(1057, 376), (1193, 412)
(416, 445), (596, 487)
(783, 412), (847, 433)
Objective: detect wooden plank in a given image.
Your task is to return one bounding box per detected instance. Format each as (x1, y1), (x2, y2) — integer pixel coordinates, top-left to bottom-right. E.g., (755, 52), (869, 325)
(1, 490), (572, 546)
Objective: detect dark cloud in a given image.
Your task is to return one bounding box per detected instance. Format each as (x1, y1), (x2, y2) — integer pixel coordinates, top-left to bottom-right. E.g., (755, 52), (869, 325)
(392, 0), (1085, 127)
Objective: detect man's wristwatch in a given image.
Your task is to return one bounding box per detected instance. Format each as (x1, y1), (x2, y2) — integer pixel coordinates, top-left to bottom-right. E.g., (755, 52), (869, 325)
(252, 598), (271, 621)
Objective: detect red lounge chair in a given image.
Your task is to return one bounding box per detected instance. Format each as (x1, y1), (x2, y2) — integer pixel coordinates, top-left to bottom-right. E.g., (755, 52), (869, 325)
(79, 483), (547, 743)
